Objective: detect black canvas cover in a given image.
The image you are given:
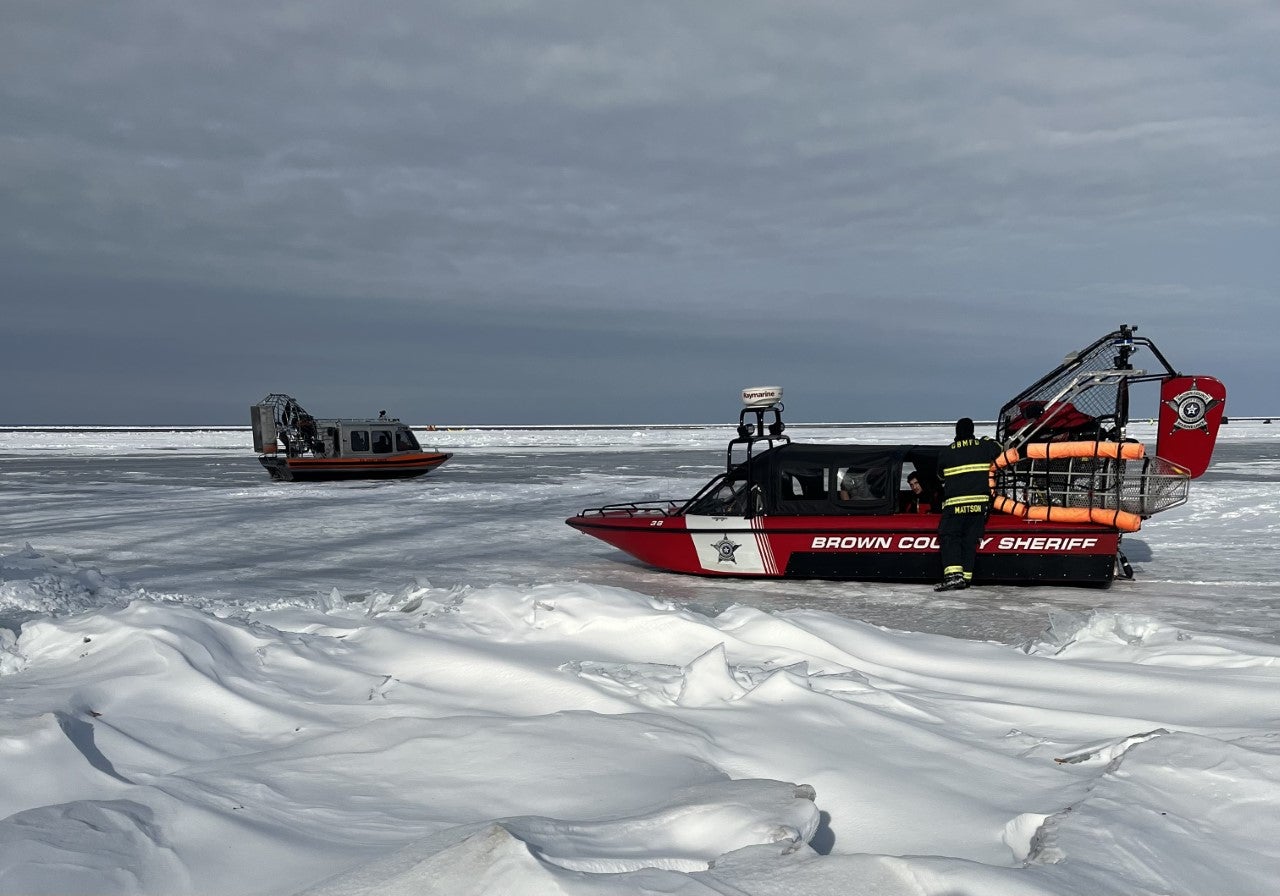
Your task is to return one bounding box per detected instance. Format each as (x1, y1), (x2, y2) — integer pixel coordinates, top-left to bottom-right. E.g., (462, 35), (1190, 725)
(683, 442), (946, 517)
(755, 443), (944, 516)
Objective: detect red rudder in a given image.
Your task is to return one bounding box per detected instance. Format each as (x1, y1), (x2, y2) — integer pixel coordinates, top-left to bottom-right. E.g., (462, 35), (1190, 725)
(1156, 376), (1226, 478)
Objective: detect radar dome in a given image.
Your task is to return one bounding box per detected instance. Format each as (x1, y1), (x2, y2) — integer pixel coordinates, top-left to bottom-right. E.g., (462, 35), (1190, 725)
(741, 386), (783, 408)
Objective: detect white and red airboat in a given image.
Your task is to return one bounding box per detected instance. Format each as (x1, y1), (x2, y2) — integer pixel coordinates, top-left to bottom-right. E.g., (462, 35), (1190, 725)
(567, 325), (1225, 586)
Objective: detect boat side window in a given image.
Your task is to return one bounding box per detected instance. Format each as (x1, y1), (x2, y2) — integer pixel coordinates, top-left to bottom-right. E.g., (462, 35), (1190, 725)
(782, 465), (826, 500)
(395, 428), (420, 452)
(774, 462), (833, 515)
(350, 430), (370, 453)
(836, 465), (891, 511)
(372, 429), (394, 454)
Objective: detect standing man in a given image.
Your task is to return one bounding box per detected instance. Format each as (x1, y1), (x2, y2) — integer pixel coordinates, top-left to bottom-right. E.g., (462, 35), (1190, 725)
(935, 417), (1003, 591)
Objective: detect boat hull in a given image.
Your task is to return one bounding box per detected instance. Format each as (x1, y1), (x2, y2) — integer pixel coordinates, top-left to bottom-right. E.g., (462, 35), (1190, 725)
(260, 452), (452, 482)
(566, 510), (1120, 586)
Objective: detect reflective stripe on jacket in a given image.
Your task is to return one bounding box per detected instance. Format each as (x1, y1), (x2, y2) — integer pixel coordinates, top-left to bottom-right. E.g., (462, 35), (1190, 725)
(938, 437), (1003, 511)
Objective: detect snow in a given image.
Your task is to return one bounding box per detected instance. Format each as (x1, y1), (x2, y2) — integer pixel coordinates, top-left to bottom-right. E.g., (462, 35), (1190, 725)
(2, 422), (1279, 895)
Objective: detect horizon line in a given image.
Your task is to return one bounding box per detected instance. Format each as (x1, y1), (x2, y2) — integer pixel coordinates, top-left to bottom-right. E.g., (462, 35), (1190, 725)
(1, 417), (1271, 434)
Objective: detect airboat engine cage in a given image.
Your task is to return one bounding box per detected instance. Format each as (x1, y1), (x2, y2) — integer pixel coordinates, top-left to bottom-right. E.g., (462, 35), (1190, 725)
(989, 323), (1225, 531)
(996, 324), (1174, 448)
(251, 393), (315, 455)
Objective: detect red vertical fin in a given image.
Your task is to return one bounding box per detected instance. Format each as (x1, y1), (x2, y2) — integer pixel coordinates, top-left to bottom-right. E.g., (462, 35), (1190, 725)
(1155, 376), (1227, 478)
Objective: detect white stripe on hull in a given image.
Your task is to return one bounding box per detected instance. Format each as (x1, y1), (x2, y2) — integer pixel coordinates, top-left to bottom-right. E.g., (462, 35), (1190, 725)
(685, 515), (770, 575)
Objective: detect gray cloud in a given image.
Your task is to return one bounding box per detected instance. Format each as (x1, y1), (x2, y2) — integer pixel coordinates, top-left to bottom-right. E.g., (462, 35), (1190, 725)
(2, 1), (1276, 423)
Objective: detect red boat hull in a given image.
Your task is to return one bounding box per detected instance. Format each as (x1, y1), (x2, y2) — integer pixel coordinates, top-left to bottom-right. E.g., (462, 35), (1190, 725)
(260, 451), (452, 482)
(567, 510), (1120, 586)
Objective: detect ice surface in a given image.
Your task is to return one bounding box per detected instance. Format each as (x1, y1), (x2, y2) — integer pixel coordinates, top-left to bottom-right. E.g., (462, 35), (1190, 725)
(1, 422), (1278, 894)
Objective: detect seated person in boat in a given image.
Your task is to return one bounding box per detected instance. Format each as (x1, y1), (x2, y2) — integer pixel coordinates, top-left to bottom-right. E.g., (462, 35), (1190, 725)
(904, 469), (942, 513)
(839, 466), (887, 502)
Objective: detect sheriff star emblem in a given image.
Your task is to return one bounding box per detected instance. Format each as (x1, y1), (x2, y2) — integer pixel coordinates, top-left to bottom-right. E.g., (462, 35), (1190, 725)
(1164, 378), (1223, 434)
(712, 535), (741, 564)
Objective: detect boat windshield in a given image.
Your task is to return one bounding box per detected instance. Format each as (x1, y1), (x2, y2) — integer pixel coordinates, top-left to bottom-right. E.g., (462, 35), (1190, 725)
(396, 428), (420, 451)
(685, 468), (754, 516)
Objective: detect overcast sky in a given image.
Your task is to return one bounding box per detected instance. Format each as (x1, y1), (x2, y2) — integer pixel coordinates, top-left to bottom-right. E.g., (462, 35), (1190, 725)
(3, 1), (1276, 425)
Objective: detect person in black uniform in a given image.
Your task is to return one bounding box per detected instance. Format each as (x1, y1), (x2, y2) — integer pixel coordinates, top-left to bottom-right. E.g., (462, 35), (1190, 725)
(935, 417), (1003, 591)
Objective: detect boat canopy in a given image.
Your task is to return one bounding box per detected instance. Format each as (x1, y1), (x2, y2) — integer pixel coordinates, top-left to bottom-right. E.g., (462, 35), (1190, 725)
(686, 442), (943, 517)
